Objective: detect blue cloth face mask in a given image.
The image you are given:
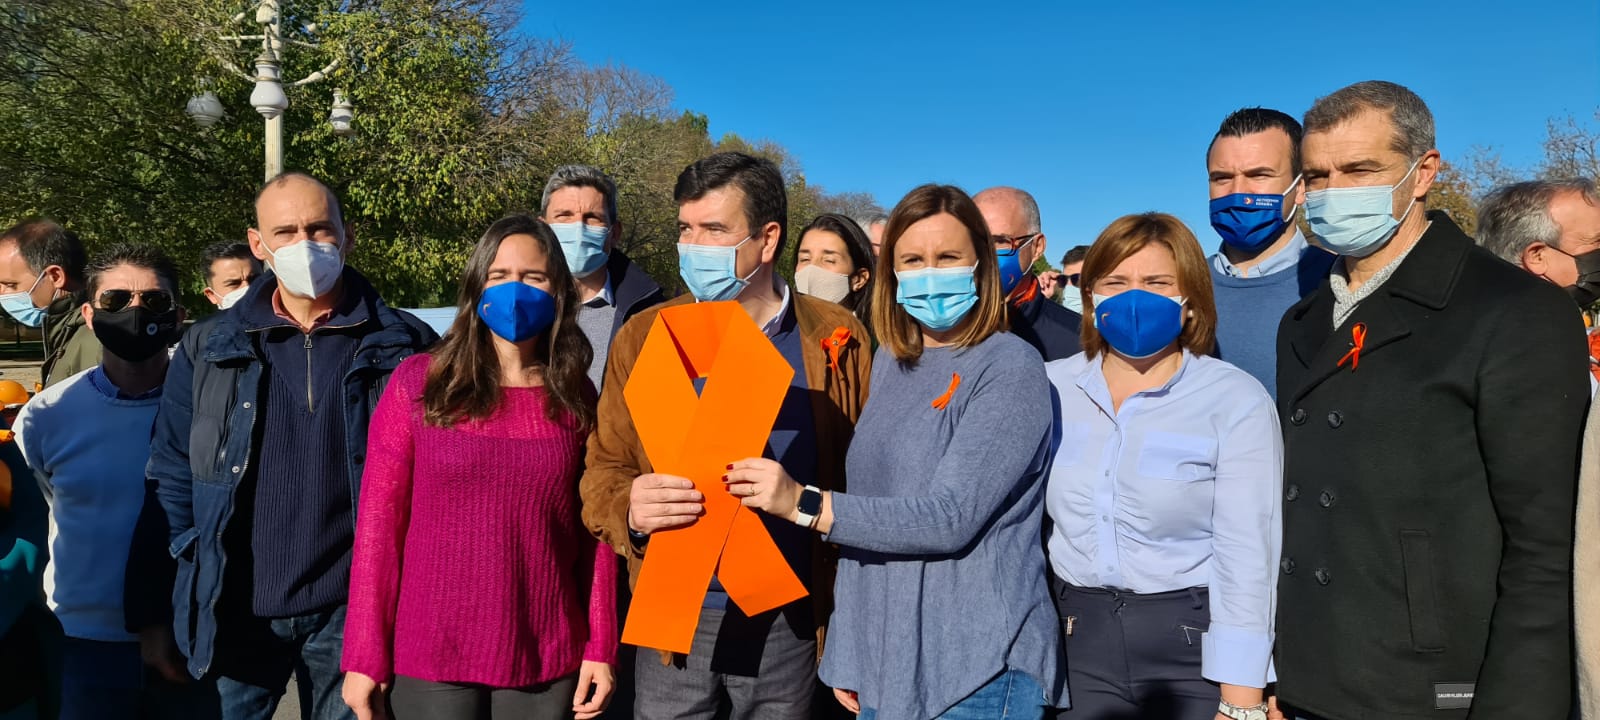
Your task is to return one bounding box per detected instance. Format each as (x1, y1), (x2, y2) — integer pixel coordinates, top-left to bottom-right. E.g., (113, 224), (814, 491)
(996, 235), (1037, 295)
(1304, 159), (1421, 258)
(477, 281), (556, 343)
(897, 265), (979, 331)
(0, 272), (46, 328)
(1091, 289), (1186, 359)
(1210, 176), (1301, 253)
(678, 236), (759, 302)
(549, 222), (610, 279)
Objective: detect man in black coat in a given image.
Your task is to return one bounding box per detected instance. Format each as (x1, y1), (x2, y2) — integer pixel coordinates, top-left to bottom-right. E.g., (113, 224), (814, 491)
(975, 186), (1082, 361)
(1273, 81), (1588, 719)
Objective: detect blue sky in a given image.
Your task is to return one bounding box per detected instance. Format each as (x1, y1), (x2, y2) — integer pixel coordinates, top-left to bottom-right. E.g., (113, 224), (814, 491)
(521, 0), (1600, 266)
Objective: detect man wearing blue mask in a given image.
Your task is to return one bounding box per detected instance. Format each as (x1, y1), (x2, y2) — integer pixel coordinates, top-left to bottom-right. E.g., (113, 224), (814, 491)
(974, 186), (1082, 361)
(1206, 108), (1335, 399)
(1273, 81), (1585, 720)
(140, 172), (437, 720)
(0, 220), (98, 389)
(580, 152), (871, 720)
(539, 165), (666, 389)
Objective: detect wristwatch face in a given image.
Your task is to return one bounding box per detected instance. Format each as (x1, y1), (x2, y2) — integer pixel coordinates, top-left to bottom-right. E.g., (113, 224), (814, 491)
(798, 487), (822, 516)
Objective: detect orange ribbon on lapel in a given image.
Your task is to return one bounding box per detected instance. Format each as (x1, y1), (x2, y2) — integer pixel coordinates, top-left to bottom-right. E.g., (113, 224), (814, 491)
(931, 373), (962, 410)
(822, 326), (851, 373)
(1337, 322), (1367, 372)
(621, 301), (808, 654)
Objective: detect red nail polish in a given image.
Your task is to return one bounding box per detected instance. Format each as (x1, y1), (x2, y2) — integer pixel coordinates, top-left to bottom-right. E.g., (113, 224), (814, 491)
(725, 463), (734, 470)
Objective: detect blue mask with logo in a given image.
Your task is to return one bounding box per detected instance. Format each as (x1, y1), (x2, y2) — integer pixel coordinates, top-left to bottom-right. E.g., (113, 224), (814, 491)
(995, 235), (1036, 295)
(1091, 289), (1185, 359)
(1210, 176), (1301, 253)
(0, 272), (46, 328)
(897, 265), (978, 331)
(549, 222), (610, 279)
(477, 281), (556, 343)
(1304, 159), (1421, 257)
(678, 236), (758, 302)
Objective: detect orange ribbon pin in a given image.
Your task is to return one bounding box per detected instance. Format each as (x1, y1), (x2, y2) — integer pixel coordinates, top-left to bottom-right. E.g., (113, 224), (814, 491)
(931, 373), (962, 410)
(1337, 322), (1367, 372)
(822, 326), (851, 373)
(621, 301), (809, 654)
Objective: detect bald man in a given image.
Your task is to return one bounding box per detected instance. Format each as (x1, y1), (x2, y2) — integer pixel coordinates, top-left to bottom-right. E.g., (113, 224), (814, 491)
(975, 187), (1082, 361)
(141, 172), (437, 719)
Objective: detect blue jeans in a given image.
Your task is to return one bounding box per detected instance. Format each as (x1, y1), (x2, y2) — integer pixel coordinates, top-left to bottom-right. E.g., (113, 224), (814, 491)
(211, 605), (351, 720)
(859, 670), (1046, 720)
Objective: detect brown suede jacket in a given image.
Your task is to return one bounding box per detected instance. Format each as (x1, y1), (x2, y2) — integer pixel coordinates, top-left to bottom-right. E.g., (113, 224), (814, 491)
(579, 291), (872, 662)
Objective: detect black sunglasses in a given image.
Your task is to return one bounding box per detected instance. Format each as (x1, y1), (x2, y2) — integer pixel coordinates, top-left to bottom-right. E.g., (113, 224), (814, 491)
(98, 289), (175, 314)
(1064, 273), (1081, 286)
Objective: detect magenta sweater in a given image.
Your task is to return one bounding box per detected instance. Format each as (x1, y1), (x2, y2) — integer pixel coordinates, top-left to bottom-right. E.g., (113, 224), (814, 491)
(342, 354), (617, 686)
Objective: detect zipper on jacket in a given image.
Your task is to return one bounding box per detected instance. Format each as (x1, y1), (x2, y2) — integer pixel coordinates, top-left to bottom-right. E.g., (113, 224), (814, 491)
(304, 332), (314, 411)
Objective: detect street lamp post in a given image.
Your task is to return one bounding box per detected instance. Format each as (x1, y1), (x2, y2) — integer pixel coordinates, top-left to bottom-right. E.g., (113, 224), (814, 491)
(187, 0), (354, 181)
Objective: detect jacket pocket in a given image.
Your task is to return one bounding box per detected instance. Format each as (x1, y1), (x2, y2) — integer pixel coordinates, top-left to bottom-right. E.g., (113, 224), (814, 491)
(1399, 530), (1446, 652)
(170, 529), (200, 657)
(1137, 432), (1217, 482)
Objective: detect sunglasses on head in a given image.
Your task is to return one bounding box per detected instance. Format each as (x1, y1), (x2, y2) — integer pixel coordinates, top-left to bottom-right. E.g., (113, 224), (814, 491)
(97, 289), (174, 314)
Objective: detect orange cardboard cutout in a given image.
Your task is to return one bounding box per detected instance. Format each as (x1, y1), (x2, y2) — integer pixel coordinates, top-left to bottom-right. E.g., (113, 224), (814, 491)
(621, 301), (808, 654)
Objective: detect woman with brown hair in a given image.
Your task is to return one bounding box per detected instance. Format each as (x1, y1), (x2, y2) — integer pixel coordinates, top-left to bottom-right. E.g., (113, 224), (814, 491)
(340, 215), (616, 720)
(727, 184), (1063, 720)
(1045, 213), (1281, 720)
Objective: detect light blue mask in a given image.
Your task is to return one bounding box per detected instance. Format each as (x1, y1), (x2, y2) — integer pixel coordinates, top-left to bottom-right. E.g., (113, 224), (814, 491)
(1061, 288), (1084, 315)
(678, 236), (758, 302)
(0, 272), (46, 328)
(896, 265), (978, 331)
(1304, 159), (1421, 258)
(549, 222), (610, 279)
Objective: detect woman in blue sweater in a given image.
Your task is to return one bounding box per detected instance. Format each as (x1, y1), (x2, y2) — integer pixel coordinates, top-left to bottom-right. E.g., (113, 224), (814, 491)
(727, 184), (1063, 720)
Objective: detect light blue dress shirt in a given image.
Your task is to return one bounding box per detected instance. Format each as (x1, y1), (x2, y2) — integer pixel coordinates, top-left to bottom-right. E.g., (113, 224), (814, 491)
(1210, 229), (1309, 278)
(1044, 349), (1283, 688)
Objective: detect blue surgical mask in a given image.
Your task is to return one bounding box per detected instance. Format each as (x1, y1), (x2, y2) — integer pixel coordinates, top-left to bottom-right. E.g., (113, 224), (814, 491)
(678, 236), (758, 302)
(0, 272), (47, 328)
(549, 222), (610, 279)
(1091, 289), (1185, 359)
(897, 265), (978, 331)
(1210, 176), (1301, 253)
(477, 281), (556, 343)
(1304, 159), (1421, 257)
(1062, 288), (1085, 315)
(996, 235), (1036, 294)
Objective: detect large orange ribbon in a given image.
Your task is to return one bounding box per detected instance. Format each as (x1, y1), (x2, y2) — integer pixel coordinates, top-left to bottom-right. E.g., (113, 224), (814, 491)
(621, 301), (809, 654)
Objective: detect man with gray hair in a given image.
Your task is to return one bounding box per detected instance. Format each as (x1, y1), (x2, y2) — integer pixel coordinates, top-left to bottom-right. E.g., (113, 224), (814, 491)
(1478, 178), (1600, 308)
(852, 213), (888, 260)
(1273, 81), (1585, 719)
(973, 186), (1081, 361)
(540, 165), (666, 387)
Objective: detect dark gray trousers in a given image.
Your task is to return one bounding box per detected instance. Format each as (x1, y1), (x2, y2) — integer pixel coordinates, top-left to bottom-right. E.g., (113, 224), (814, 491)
(633, 603), (815, 720)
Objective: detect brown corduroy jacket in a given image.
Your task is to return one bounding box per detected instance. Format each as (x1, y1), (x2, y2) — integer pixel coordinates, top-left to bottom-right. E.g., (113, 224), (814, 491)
(579, 291), (872, 664)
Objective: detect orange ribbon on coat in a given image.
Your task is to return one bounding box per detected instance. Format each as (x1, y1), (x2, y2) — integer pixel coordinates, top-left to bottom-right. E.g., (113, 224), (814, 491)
(822, 326), (851, 373)
(1337, 322), (1367, 372)
(621, 301), (809, 654)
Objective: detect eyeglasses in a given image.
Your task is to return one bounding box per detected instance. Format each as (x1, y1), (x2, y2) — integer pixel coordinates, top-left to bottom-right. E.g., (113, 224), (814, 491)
(97, 289), (175, 314)
(991, 233), (1039, 251)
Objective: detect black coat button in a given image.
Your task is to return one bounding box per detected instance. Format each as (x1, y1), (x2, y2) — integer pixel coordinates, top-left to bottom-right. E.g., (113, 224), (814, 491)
(1318, 490), (1336, 508)
(1314, 568), (1331, 585)
(1327, 410), (1344, 428)
(1286, 484), (1300, 502)
(1281, 557), (1296, 575)
(1291, 408), (1307, 425)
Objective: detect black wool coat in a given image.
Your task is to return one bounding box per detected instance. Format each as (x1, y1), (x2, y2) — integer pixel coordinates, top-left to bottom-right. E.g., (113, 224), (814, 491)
(1273, 211), (1589, 719)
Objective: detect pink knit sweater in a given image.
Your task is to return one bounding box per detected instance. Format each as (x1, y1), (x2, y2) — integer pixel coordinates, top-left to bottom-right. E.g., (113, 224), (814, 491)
(342, 354), (617, 686)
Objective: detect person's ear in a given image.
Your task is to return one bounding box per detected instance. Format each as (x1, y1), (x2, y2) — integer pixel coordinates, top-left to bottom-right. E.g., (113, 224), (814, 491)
(850, 268), (869, 292)
(203, 287), (222, 306)
(1523, 243), (1553, 277)
(1411, 149), (1442, 201)
(341, 223), (357, 252)
(43, 265), (68, 292)
(80, 302), (94, 330)
(758, 221), (782, 264)
(1030, 234), (1048, 268)
(247, 229), (270, 263)
(606, 221), (622, 254)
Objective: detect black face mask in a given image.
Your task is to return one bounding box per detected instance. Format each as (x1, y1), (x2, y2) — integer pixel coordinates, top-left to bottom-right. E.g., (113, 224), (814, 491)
(91, 306), (179, 362)
(1566, 248), (1600, 308)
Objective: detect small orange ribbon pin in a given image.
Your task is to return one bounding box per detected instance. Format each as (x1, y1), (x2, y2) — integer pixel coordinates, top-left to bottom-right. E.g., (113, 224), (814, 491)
(931, 373), (962, 410)
(1337, 322), (1367, 371)
(821, 327), (851, 374)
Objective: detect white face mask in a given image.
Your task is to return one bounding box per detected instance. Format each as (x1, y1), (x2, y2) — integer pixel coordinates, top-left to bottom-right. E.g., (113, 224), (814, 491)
(794, 264), (853, 304)
(215, 285), (248, 310)
(263, 240), (344, 299)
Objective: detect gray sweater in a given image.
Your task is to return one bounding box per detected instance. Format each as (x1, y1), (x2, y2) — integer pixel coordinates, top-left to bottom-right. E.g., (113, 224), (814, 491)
(820, 333), (1065, 720)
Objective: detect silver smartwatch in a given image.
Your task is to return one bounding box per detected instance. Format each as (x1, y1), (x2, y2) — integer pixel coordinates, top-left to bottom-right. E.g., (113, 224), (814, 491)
(1218, 700), (1269, 720)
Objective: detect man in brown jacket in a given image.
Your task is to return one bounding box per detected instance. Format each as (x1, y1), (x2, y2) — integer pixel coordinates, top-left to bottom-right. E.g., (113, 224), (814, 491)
(580, 152), (870, 720)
